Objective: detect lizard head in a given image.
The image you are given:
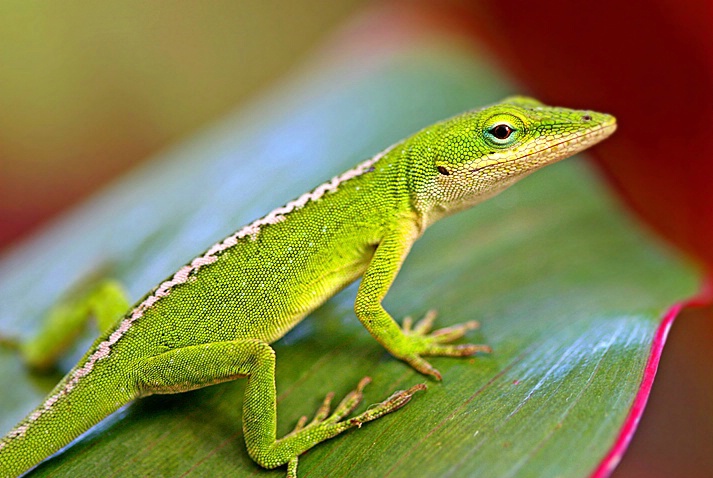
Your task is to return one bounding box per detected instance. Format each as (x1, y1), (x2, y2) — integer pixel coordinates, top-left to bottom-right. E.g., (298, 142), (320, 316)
(409, 96), (617, 226)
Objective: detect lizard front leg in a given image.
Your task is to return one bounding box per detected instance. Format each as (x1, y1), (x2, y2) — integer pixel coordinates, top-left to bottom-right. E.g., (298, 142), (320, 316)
(354, 222), (490, 380)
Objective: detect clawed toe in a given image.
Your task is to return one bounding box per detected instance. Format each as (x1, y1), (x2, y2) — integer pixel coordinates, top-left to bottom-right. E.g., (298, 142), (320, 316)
(404, 312), (481, 343)
(350, 382), (426, 425)
(431, 320), (480, 340)
(413, 309), (438, 334)
(329, 377), (370, 422)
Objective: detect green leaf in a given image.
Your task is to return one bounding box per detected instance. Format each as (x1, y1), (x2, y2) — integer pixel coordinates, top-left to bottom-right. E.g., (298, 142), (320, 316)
(0, 37), (698, 477)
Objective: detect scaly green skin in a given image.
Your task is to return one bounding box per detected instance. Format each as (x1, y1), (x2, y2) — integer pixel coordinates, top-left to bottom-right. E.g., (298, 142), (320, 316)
(0, 97), (616, 477)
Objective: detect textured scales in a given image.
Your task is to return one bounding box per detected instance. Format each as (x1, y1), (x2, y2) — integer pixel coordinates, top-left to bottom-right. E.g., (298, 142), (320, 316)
(12, 148), (393, 438)
(0, 97), (616, 477)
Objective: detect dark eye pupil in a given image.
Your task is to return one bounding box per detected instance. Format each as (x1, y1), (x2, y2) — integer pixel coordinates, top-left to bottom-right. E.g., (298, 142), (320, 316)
(491, 124), (513, 140)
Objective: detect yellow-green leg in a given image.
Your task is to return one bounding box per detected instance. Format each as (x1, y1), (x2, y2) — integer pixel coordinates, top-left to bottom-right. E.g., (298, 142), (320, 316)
(18, 279), (130, 370)
(134, 339), (425, 476)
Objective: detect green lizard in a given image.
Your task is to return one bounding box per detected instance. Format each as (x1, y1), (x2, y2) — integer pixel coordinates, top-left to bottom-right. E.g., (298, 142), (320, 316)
(0, 96), (615, 477)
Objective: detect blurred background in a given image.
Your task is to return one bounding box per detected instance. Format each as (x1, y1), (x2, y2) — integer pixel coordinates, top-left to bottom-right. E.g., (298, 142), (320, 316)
(0, 1), (711, 476)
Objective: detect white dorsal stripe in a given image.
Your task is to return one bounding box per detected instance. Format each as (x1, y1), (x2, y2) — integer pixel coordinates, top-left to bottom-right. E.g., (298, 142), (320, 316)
(9, 145), (394, 436)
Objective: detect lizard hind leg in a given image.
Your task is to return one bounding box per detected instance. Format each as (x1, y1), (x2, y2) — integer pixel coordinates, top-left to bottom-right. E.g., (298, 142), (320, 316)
(133, 339), (425, 477)
(18, 279), (130, 371)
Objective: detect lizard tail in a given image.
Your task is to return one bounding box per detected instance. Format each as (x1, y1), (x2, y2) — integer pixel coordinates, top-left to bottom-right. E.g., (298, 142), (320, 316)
(0, 363), (134, 477)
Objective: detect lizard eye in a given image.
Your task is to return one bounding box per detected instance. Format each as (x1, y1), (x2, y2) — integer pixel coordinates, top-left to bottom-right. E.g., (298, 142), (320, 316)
(489, 123), (514, 140)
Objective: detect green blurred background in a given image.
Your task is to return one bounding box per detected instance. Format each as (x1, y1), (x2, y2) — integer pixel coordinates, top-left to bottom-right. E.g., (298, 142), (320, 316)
(0, 0), (366, 247)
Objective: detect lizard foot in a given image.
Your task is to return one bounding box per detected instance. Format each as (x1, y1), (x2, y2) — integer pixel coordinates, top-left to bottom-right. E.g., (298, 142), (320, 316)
(285, 377), (426, 477)
(400, 310), (491, 380)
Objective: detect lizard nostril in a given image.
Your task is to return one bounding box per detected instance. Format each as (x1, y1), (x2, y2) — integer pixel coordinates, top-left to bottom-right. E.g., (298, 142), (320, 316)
(582, 114), (592, 121)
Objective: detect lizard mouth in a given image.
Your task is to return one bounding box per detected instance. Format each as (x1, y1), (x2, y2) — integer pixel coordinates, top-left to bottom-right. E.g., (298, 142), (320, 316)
(469, 121), (617, 174)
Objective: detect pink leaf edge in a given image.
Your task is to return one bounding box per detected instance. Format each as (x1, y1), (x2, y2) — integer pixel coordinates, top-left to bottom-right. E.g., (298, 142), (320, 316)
(591, 279), (713, 478)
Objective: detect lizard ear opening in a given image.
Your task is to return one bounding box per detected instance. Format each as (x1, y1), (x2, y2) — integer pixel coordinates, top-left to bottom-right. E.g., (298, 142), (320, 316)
(437, 166), (450, 176)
